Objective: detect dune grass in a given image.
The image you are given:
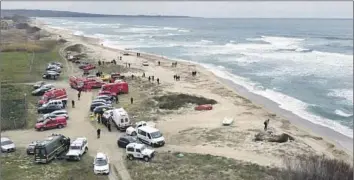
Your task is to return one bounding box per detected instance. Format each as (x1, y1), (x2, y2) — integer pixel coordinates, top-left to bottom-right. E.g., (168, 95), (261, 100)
(1, 148), (108, 180)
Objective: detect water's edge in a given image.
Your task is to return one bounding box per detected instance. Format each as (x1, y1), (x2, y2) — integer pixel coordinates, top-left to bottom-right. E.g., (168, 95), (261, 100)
(41, 22), (353, 154)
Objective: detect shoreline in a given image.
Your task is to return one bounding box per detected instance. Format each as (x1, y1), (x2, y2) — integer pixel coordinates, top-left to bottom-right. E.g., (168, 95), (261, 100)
(35, 20), (353, 160)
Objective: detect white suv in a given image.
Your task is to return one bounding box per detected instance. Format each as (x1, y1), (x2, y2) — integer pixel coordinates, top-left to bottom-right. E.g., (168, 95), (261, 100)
(93, 152), (110, 175)
(65, 137), (88, 161)
(126, 143), (155, 162)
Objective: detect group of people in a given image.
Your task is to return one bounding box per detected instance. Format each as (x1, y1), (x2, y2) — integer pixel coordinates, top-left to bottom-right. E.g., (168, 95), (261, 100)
(172, 62), (178, 67)
(191, 71), (197, 77)
(173, 75), (181, 81)
(136, 53), (141, 57)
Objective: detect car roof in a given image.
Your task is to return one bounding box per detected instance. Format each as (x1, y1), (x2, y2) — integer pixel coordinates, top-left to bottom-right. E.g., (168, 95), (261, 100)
(120, 135), (136, 141)
(1, 137), (11, 142)
(138, 126), (159, 133)
(126, 143), (144, 149)
(96, 152), (107, 159)
(51, 110), (68, 114)
(71, 138), (86, 146)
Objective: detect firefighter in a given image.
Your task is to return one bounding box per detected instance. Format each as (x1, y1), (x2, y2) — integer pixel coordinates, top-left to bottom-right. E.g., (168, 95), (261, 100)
(107, 120), (111, 132)
(71, 100), (75, 108)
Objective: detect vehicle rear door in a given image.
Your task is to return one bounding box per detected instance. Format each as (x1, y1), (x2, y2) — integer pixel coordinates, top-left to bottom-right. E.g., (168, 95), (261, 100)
(46, 119), (57, 129)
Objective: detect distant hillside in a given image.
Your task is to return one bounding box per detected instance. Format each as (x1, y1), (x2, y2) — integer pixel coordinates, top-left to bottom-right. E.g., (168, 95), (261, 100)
(1, 9), (190, 18)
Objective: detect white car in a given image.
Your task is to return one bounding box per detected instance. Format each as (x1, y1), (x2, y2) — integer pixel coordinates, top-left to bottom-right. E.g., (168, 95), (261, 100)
(1, 137), (16, 153)
(66, 137), (88, 161)
(125, 121), (156, 136)
(49, 110), (69, 119)
(142, 61), (149, 66)
(93, 152), (110, 175)
(137, 126), (165, 147)
(126, 143), (155, 162)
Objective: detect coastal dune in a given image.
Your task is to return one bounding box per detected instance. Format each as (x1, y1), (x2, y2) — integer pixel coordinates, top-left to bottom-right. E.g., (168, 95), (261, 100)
(34, 19), (352, 168)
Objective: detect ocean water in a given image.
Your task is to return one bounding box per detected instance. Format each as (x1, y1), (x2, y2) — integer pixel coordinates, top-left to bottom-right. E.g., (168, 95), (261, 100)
(38, 17), (353, 138)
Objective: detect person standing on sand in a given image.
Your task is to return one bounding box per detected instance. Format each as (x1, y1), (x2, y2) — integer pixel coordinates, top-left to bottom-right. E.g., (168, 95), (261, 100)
(130, 97), (134, 104)
(158, 61), (160, 66)
(97, 128), (101, 139)
(264, 119), (270, 131)
(77, 92), (81, 100)
(115, 94), (119, 104)
(157, 78), (160, 84)
(128, 63), (131, 68)
(107, 121), (111, 132)
(148, 76), (151, 82)
(152, 76), (155, 81)
(142, 72), (145, 77)
(71, 100), (75, 108)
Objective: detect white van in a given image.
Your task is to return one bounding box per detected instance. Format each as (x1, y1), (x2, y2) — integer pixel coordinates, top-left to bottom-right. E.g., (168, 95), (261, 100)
(111, 108), (131, 131)
(137, 126), (165, 147)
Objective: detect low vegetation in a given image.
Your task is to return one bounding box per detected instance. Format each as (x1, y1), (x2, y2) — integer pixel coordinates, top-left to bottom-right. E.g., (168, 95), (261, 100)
(281, 155), (353, 180)
(1, 84), (39, 130)
(153, 93), (217, 110)
(64, 44), (84, 53)
(1, 148), (108, 180)
(126, 152), (280, 180)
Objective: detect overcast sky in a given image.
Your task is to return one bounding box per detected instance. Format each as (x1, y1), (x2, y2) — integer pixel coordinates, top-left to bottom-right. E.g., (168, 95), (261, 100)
(2, 1), (353, 18)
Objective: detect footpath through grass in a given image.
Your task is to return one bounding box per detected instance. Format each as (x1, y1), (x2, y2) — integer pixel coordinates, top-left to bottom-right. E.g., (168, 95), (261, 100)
(1, 148), (108, 180)
(1, 39), (66, 130)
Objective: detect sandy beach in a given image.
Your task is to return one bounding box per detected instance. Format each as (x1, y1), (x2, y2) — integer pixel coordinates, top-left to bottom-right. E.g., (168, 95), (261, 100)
(22, 19), (351, 174)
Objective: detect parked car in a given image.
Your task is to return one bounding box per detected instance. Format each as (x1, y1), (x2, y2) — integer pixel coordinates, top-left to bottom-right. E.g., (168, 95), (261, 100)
(33, 81), (46, 89)
(31, 84), (54, 96)
(93, 105), (113, 114)
(43, 71), (60, 80)
(78, 62), (90, 69)
(48, 62), (63, 68)
(1, 137), (16, 153)
(50, 110), (69, 119)
(92, 99), (112, 104)
(93, 152), (110, 175)
(65, 137), (88, 161)
(126, 143), (155, 162)
(90, 101), (110, 112)
(35, 117), (67, 131)
(117, 136), (138, 148)
(82, 64), (96, 71)
(37, 103), (63, 114)
(96, 95), (116, 102)
(194, 104), (213, 111)
(46, 65), (61, 73)
(26, 140), (42, 155)
(142, 61), (149, 66)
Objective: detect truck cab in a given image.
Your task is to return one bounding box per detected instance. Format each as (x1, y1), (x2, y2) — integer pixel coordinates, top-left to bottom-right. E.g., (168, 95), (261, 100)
(65, 137), (88, 161)
(101, 81), (129, 96)
(38, 88), (67, 106)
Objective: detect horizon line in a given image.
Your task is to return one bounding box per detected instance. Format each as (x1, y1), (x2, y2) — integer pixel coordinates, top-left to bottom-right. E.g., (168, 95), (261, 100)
(2, 9), (353, 19)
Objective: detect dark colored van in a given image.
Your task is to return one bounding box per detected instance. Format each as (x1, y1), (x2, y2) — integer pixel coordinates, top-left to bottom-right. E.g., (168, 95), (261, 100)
(34, 134), (70, 164)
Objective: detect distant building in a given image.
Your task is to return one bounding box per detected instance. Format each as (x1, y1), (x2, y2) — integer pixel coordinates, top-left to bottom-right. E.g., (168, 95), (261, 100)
(0, 19), (14, 30)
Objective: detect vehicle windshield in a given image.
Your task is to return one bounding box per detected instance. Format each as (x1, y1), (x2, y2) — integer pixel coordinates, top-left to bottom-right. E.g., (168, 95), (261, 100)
(95, 158), (108, 166)
(70, 145), (81, 150)
(150, 131), (162, 139)
(1, 140), (13, 146)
